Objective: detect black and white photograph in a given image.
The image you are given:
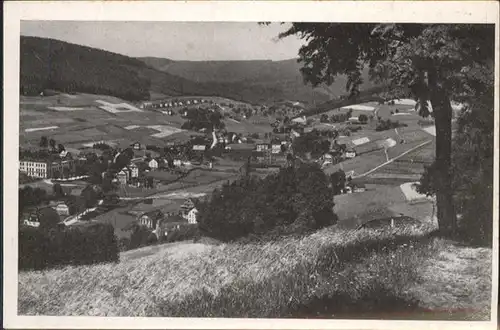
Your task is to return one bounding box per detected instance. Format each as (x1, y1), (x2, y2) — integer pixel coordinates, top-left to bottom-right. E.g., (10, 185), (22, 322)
(3, 1), (499, 329)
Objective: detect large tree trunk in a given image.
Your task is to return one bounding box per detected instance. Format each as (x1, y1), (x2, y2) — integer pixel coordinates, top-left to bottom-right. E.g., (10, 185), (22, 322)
(430, 89), (458, 236)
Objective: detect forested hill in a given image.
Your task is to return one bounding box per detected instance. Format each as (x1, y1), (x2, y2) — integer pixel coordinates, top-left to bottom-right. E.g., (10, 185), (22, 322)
(20, 36), (378, 105)
(140, 56), (378, 104)
(20, 36), (221, 101)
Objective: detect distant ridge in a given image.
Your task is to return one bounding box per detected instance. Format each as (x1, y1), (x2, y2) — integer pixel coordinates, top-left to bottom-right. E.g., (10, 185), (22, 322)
(20, 36), (380, 105)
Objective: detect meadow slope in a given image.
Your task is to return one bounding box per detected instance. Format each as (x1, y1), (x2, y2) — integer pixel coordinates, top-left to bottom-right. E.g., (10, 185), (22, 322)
(18, 224), (492, 319)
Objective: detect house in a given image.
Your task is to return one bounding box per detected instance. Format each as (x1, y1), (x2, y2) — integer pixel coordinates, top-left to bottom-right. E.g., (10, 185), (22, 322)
(148, 158), (159, 170)
(348, 116), (361, 124)
(345, 149), (357, 159)
(55, 202), (70, 216)
(180, 198), (198, 223)
(154, 214), (188, 239)
(271, 144), (282, 154)
(121, 167), (131, 182)
(192, 145), (206, 151)
(117, 170), (128, 185)
(19, 159), (50, 178)
(132, 142), (141, 150)
(352, 183), (367, 193)
(290, 129), (301, 138)
(129, 163), (139, 178)
(186, 208), (198, 224)
(291, 116), (307, 125)
(138, 209), (164, 229)
(256, 143), (270, 152)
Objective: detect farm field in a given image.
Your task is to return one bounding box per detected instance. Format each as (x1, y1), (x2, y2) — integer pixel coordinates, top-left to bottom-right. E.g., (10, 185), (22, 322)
(334, 184), (434, 229)
(19, 93), (199, 149)
(324, 150), (388, 176)
(223, 117), (273, 135)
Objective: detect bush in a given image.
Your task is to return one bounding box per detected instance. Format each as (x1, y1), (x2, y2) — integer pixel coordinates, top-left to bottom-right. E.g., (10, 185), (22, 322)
(162, 224), (200, 243)
(127, 224), (157, 250)
(197, 162), (337, 242)
(375, 119), (408, 132)
(19, 223), (119, 271)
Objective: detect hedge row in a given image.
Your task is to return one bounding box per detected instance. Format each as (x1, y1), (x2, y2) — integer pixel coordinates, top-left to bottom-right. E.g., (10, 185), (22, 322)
(19, 223), (119, 271)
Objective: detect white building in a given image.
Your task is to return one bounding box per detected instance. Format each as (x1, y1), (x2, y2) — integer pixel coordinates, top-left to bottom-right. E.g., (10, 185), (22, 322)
(55, 203), (70, 216)
(19, 160), (50, 178)
(186, 207), (198, 224)
(148, 159), (159, 170)
(129, 163), (139, 178)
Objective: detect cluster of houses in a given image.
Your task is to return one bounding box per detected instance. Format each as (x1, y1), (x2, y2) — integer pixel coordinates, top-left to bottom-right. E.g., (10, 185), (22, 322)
(135, 198), (199, 239)
(140, 98), (209, 110)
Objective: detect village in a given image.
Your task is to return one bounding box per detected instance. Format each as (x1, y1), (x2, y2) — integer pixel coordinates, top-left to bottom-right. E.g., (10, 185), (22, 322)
(19, 96), (417, 244)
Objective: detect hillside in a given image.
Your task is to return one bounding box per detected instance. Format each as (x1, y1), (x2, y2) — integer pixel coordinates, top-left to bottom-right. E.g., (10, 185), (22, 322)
(140, 56), (377, 104)
(18, 224), (492, 319)
(20, 36), (219, 102)
(20, 36), (381, 105)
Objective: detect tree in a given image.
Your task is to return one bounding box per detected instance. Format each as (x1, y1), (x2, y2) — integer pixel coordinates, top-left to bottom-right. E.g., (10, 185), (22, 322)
(320, 114), (329, 123)
(62, 167), (70, 179)
(49, 138), (56, 152)
(197, 162), (336, 242)
(81, 185), (98, 209)
(101, 173), (116, 193)
(51, 169), (60, 179)
(358, 114), (368, 123)
(57, 144), (65, 153)
(292, 131), (330, 159)
(330, 170), (347, 195)
(39, 136), (48, 149)
(52, 183), (65, 198)
(274, 23), (494, 237)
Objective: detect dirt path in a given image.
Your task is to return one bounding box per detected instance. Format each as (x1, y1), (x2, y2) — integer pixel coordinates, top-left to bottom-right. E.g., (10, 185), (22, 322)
(352, 140), (432, 179)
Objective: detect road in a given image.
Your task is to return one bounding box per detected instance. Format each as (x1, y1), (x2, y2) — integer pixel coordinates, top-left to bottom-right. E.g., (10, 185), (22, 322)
(352, 139), (432, 179)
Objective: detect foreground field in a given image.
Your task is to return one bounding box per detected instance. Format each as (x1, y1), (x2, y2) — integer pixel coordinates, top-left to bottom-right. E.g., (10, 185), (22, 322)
(18, 224), (491, 319)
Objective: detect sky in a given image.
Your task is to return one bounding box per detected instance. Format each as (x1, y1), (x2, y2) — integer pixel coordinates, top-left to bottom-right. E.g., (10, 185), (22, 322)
(21, 21), (304, 61)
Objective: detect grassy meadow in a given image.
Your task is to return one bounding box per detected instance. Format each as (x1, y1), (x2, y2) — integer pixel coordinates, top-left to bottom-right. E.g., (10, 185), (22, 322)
(18, 223), (492, 319)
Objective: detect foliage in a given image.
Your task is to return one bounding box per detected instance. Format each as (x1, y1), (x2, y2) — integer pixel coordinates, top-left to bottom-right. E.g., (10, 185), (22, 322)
(181, 108), (225, 132)
(418, 87), (494, 246)
(21, 36), (150, 100)
(275, 23), (494, 238)
(39, 136), (48, 149)
(126, 224), (158, 250)
(52, 183), (65, 199)
(330, 109), (353, 123)
(330, 170), (347, 195)
(18, 186), (49, 216)
(197, 162), (337, 242)
(358, 114), (368, 123)
(19, 223), (119, 271)
(162, 224), (201, 244)
(93, 143), (112, 150)
(375, 119), (408, 132)
(80, 185), (100, 209)
(292, 130), (331, 158)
